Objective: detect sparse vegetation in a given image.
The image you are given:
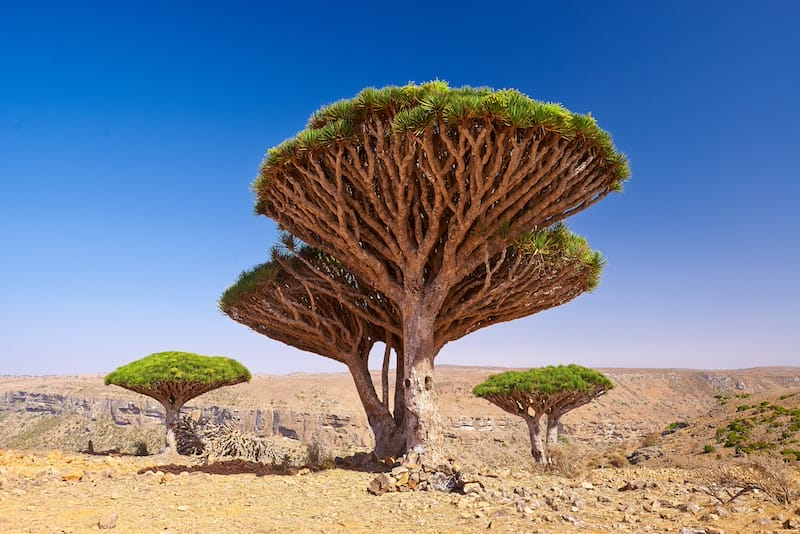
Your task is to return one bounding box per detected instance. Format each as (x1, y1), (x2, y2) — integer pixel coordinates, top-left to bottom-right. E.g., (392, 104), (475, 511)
(714, 394), (731, 405)
(710, 399), (800, 462)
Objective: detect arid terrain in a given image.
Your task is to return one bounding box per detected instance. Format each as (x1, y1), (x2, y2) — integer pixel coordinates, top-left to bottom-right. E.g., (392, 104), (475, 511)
(1, 366), (800, 533)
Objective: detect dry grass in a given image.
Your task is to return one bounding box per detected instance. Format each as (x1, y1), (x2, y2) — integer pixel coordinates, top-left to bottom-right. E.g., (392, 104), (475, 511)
(696, 456), (798, 505)
(546, 443), (591, 478)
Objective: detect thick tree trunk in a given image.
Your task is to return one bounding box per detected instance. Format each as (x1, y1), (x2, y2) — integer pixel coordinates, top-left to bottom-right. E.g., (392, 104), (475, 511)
(401, 306), (442, 463)
(348, 361), (405, 459)
(163, 404), (180, 456)
(524, 413), (548, 465)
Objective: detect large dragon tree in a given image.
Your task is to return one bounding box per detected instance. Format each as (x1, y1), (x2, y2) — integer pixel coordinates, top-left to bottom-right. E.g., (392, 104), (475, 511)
(474, 364), (614, 465)
(105, 351), (251, 455)
(251, 81), (628, 459)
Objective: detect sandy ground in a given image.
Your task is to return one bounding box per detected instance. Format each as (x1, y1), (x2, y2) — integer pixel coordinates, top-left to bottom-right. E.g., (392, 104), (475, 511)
(1, 448), (798, 534)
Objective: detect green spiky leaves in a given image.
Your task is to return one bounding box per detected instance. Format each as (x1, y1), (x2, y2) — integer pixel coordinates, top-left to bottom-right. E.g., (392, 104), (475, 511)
(473, 364), (613, 398)
(105, 351), (251, 388)
(261, 81), (630, 186)
(516, 224), (605, 291)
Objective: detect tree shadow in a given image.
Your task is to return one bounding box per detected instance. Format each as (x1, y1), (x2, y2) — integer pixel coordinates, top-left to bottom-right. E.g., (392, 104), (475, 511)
(136, 452), (391, 477)
(332, 452), (391, 473)
(138, 459), (278, 477)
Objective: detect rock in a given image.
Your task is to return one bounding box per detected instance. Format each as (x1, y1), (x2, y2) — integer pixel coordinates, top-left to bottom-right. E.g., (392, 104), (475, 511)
(61, 469), (84, 482)
(580, 481), (594, 490)
(626, 447), (664, 465)
(784, 518), (800, 530)
(428, 472), (457, 492)
(561, 514), (580, 526)
(458, 467), (479, 483)
(97, 512), (118, 529)
(486, 467), (511, 478)
(706, 528), (725, 534)
(437, 463), (454, 476)
(642, 500), (657, 513)
(680, 502), (702, 514)
(463, 482), (483, 495)
(618, 480), (657, 491)
(395, 471), (410, 486)
(367, 473), (395, 496)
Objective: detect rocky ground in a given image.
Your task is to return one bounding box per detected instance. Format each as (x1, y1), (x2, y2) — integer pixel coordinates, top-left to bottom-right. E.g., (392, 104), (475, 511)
(1, 448), (799, 533)
(2, 367), (800, 532)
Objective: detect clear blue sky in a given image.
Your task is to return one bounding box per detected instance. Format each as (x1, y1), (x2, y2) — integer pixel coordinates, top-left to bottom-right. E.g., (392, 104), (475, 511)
(2, 1), (798, 375)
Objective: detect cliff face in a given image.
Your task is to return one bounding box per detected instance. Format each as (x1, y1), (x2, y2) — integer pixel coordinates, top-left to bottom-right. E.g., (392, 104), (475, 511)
(0, 390), (374, 451)
(0, 389), (526, 455)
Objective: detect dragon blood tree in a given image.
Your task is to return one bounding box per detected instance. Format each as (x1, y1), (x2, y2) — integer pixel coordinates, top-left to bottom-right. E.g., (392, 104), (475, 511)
(223, 224), (604, 458)
(473, 364), (613, 465)
(105, 351), (251, 455)
(251, 81), (628, 460)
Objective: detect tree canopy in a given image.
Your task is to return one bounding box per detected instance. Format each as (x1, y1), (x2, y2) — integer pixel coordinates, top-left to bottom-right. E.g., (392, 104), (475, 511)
(259, 81), (628, 184)
(105, 351), (251, 389)
(242, 80), (627, 460)
(473, 364), (613, 399)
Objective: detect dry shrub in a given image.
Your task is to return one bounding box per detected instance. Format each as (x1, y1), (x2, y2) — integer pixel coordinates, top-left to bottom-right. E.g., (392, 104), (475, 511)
(305, 435), (335, 470)
(587, 446), (629, 468)
(176, 416), (205, 456)
(699, 456), (798, 505)
(641, 432), (660, 448)
(547, 443), (590, 478)
(197, 421), (279, 465)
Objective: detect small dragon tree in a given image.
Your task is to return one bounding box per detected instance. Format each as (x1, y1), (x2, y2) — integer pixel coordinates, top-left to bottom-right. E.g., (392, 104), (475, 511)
(473, 364), (613, 465)
(105, 351), (252, 455)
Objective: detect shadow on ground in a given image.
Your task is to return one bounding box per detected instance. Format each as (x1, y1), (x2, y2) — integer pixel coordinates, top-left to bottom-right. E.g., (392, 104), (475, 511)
(137, 452), (391, 477)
